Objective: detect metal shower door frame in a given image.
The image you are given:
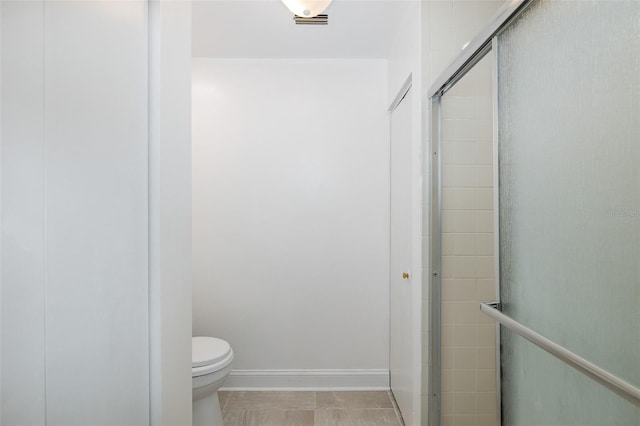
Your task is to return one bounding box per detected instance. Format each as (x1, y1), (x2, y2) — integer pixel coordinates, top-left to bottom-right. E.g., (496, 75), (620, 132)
(427, 1), (534, 425)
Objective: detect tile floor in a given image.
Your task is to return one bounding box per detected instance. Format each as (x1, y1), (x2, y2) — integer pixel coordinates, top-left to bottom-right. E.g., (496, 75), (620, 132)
(218, 390), (404, 426)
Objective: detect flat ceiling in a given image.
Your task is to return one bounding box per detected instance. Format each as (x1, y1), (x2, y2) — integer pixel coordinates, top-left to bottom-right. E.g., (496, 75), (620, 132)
(192, 0), (409, 59)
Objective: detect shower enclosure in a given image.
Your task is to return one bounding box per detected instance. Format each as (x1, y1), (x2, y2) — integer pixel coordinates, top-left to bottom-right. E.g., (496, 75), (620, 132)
(428, 0), (640, 425)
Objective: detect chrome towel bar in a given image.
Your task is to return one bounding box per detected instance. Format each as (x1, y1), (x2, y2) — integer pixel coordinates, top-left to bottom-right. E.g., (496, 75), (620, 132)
(480, 302), (640, 408)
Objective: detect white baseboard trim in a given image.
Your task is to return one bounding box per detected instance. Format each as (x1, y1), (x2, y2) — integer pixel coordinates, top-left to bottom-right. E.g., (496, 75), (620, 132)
(220, 369), (390, 391)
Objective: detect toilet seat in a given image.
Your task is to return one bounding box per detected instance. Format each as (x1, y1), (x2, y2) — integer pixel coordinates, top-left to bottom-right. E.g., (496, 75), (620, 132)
(192, 336), (234, 378)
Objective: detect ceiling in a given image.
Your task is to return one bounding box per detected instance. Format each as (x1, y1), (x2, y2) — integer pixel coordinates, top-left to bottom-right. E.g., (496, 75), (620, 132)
(191, 0), (410, 59)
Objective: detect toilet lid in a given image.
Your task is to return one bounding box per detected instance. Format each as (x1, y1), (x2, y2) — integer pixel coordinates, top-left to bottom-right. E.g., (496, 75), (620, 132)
(192, 336), (232, 368)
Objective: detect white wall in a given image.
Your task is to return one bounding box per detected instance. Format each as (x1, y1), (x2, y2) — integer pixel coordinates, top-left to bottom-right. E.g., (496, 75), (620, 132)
(1, 3), (46, 423)
(1, 1), (193, 424)
(192, 58), (390, 389)
(2, 2), (148, 424)
(44, 4), (149, 423)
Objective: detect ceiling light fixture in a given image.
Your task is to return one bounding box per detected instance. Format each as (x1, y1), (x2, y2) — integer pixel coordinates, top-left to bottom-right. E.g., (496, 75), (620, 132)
(281, 0), (332, 18)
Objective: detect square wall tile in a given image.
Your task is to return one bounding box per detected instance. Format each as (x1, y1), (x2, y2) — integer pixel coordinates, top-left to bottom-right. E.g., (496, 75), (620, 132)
(441, 141), (455, 164)
(453, 323), (476, 346)
(475, 188), (493, 210)
(442, 369), (454, 391)
(442, 187), (455, 210)
(441, 256), (455, 278)
(476, 142), (493, 165)
(476, 323), (496, 346)
(476, 256), (494, 279)
(453, 233), (476, 255)
(430, 1), (453, 25)
(447, 97), (476, 120)
(450, 279), (476, 301)
(441, 211), (455, 233)
(477, 347), (497, 369)
(452, 1), (477, 28)
(431, 24), (455, 51)
(442, 302), (456, 324)
(454, 165), (477, 187)
(475, 119), (493, 140)
(453, 142), (476, 165)
(477, 392), (497, 415)
(453, 256), (476, 278)
(453, 210), (476, 232)
(442, 392), (455, 416)
(442, 279), (456, 301)
(476, 279), (496, 300)
(475, 210), (494, 232)
(476, 369), (496, 392)
(476, 68), (493, 96)
(475, 233), (494, 255)
(454, 123), (477, 144)
(440, 346), (454, 370)
(476, 96), (493, 120)
(453, 369), (477, 391)
(453, 348), (476, 370)
(454, 301), (478, 323)
(442, 234), (454, 255)
(441, 121), (456, 144)
(454, 392), (477, 415)
(476, 165), (493, 188)
(442, 323), (455, 346)
(478, 413), (499, 426)
(442, 164), (455, 187)
(453, 188), (477, 210)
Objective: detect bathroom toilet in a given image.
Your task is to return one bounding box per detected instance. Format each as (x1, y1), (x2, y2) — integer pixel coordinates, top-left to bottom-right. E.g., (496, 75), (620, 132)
(192, 336), (234, 426)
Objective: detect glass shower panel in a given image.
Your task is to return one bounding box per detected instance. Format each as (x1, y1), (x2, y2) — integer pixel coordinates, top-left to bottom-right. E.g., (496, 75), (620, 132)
(498, 1), (640, 425)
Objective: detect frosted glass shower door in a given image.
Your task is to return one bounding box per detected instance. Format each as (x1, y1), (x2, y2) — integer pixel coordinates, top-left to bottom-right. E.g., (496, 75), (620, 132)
(497, 0), (640, 425)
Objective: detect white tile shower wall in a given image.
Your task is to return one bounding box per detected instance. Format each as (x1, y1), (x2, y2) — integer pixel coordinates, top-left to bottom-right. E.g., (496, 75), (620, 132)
(440, 53), (497, 426)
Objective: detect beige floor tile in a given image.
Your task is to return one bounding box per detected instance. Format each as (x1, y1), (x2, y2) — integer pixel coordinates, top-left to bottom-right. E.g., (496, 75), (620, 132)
(223, 408), (314, 426)
(315, 391), (393, 409)
(224, 391), (315, 410)
(314, 408), (402, 426)
(218, 391), (231, 409)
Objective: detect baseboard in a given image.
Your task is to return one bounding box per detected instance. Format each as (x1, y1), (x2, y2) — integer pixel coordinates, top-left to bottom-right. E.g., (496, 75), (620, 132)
(220, 369), (390, 391)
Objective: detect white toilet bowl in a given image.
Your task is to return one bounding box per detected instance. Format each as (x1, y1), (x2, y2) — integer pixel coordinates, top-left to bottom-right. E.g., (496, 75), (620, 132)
(192, 336), (234, 426)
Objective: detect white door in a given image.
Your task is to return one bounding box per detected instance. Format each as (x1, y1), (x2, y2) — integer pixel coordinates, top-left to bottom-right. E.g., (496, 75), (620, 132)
(389, 87), (414, 425)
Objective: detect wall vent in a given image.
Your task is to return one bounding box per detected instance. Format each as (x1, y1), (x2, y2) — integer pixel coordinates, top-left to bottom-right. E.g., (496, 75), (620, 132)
(294, 14), (328, 25)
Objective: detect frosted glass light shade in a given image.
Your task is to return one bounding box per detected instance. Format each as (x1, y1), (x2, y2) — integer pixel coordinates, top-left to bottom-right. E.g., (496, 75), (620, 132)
(281, 0), (332, 17)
